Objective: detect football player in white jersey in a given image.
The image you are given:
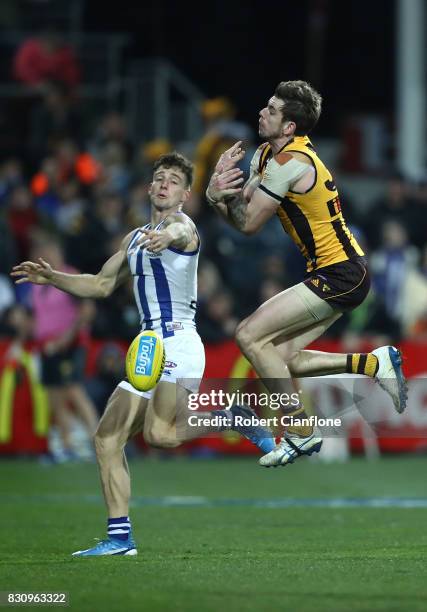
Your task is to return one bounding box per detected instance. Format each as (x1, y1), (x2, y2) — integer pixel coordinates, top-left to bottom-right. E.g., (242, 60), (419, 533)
(12, 152), (275, 557)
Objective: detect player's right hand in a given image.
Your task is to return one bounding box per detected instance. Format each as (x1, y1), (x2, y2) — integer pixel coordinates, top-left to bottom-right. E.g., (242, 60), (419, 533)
(206, 167), (244, 203)
(10, 258), (54, 285)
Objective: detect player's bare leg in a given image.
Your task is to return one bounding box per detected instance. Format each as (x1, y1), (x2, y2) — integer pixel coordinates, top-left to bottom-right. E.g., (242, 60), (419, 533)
(235, 284), (406, 466)
(73, 386), (147, 557)
(94, 387), (148, 517)
(144, 381), (275, 453)
(235, 286), (336, 432)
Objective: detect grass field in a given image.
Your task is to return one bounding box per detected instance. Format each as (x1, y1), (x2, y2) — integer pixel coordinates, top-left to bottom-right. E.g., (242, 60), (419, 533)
(1, 454), (427, 611)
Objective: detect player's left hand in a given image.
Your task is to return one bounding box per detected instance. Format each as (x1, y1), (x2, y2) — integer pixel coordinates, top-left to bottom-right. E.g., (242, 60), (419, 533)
(138, 229), (172, 253)
(214, 141), (246, 174)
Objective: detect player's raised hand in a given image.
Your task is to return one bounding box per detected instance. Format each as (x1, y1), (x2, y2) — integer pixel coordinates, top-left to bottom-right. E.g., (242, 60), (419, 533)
(214, 141), (246, 174)
(10, 258), (54, 285)
(206, 167), (244, 203)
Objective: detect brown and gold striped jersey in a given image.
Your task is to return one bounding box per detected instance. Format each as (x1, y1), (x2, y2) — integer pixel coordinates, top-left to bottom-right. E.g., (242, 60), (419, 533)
(252, 136), (364, 272)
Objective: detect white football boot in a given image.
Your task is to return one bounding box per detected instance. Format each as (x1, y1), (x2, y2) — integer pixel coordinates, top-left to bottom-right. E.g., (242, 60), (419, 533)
(259, 433), (323, 467)
(371, 346), (408, 414)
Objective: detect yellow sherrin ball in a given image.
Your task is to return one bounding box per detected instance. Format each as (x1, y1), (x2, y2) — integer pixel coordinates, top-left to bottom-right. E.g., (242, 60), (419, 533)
(125, 330), (165, 392)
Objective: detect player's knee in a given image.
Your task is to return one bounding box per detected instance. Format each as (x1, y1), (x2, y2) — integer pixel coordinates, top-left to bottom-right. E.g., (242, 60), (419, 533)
(235, 319), (255, 353)
(280, 343), (299, 366)
(94, 431), (123, 459)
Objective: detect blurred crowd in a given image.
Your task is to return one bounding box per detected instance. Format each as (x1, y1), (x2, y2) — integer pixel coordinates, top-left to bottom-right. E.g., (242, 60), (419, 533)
(1, 31), (427, 383)
(0, 29), (426, 461)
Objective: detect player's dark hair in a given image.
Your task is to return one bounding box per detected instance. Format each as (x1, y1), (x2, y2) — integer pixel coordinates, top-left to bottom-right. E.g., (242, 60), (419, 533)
(274, 80), (322, 135)
(153, 152), (194, 188)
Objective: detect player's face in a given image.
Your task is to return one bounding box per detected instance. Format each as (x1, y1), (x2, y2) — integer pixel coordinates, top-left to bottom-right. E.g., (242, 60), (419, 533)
(259, 96), (289, 139)
(149, 166), (190, 210)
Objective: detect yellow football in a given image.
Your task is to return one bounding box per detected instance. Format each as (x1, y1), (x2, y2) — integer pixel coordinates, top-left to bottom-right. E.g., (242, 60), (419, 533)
(125, 330), (166, 392)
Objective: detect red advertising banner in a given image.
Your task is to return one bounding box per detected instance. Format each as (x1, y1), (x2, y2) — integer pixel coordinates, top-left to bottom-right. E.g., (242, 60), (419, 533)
(0, 339), (426, 455)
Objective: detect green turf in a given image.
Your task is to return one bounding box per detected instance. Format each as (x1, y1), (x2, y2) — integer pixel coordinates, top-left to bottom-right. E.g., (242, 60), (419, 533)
(1, 455), (427, 611)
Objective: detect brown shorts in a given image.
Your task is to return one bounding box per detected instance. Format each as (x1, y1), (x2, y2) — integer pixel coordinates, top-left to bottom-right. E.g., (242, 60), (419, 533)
(303, 257), (370, 311)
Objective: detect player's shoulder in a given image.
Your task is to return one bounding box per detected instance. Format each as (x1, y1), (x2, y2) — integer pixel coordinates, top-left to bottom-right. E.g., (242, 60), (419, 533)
(121, 228), (143, 251)
(165, 211), (197, 233)
(250, 142), (270, 169)
(166, 211), (194, 224)
(273, 150), (313, 167)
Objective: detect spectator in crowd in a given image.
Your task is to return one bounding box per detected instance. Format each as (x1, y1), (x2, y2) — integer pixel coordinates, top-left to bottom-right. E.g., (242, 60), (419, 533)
(86, 343), (126, 416)
(132, 139), (172, 184)
(7, 185), (39, 261)
(197, 258), (222, 302)
(196, 289), (238, 344)
(30, 156), (62, 220)
(99, 142), (131, 196)
(125, 180), (151, 229)
(332, 288), (399, 348)
(65, 192), (125, 273)
(55, 180), (86, 235)
(190, 97), (254, 218)
(0, 158), (24, 205)
(0, 303), (33, 343)
(0, 65), (424, 354)
(13, 29), (80, 92)
(89, 111), (133, 164)
(28, 235), (98, 461)
(361, 173), (424, 251)
(204, 215), (288, 317)
(91, 276), (140, 342)
(370, 220), (422, 336)
(28, 81), (84, 162)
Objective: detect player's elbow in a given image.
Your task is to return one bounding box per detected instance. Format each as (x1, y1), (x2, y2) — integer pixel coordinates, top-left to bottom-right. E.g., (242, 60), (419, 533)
(96, 276), (113, 298)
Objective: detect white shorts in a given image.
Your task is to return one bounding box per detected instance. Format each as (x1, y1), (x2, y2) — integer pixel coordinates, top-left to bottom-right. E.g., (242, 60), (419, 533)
(118, 329), (205, 399)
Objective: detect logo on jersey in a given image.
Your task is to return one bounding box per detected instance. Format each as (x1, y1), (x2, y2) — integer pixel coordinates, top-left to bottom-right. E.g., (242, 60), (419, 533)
(165, 360), (177, 369)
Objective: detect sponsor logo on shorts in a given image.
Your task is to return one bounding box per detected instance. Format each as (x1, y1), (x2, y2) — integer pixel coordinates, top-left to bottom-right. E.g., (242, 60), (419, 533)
(311, 278), (320, 287)
(165, 321), (184, 332)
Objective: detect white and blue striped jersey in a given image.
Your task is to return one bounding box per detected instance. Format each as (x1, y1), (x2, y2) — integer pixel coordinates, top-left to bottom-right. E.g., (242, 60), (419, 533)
(127, 219), (199, 338)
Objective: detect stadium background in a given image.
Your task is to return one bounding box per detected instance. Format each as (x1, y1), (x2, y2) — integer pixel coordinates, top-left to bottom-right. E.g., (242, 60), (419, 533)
(0, 1), (426, 611)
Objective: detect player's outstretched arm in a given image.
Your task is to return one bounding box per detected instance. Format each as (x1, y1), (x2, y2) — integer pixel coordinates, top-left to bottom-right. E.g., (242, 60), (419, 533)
(11, 232), (133, 298)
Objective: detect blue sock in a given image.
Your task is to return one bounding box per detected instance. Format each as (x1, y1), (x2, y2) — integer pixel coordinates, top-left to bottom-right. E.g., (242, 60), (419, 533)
(108, 516), (131, 541)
